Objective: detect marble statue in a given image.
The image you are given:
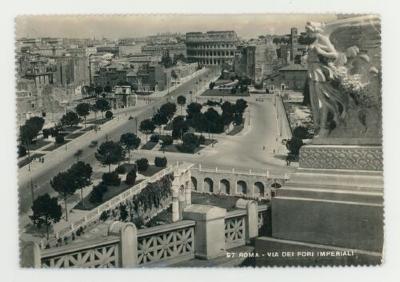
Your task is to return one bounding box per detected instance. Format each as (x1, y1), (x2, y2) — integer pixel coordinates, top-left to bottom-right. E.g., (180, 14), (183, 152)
(304, 16), (381, 143)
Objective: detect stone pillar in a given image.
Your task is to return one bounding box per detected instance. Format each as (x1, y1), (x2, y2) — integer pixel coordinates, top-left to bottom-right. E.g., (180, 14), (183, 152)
(108, 221), (138, 267)
(171, 185), (180, 222)
(20, 241), (41, 268)
(183, 204), (227, 259)
(185, 180), (192, 206)
(236, 199), (258, 243)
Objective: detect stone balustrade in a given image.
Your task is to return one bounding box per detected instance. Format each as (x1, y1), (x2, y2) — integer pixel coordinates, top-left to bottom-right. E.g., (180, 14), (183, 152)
(22, 202), (269, 268)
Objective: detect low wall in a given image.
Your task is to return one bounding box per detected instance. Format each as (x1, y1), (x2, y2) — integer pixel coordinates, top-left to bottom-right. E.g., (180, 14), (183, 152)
(274, 95), (292, 140)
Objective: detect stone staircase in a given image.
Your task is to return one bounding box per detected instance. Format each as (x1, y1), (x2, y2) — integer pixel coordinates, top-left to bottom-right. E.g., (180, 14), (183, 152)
(276, 168), (383, 205)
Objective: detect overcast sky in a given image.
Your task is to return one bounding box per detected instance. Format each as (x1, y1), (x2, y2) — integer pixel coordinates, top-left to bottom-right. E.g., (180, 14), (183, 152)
(16, 14), (337, 39)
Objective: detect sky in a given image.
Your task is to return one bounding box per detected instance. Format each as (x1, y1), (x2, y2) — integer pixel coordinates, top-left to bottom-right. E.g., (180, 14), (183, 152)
(16, 14), (337, 39)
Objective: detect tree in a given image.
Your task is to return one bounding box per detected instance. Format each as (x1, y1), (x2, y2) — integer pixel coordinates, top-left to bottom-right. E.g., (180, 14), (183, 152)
(190, 113), (208, 135)
(69, 161), (93, 204)
(204, 108), (224, 134)
(104, 85), (112, 93)
(120, 133), (141, 163)
(55, 135), (64, 144)
(171, 116), (189, 140)
(160, 135), (173, 147)
(136, 158), (149, 172)
(181, 133), (200, 153)
(95, 141), (125, 172)
(30, 193), (62, 240)
(19, 116), (45, 154)
(105, 110), (113, 119)
(61, 111), (80, 128)
(95, 86), (103, 97)
(177, 95), (186, 115)
(50, 171), (77, 221)
(102, 172), (121, 186)
(152, 111), (168, 134)
(18, 145), (27, 158)
(159, 102), (177, 121)
(89, 183), (108, 204)
(125, 169), (137, 185)
(75, 103), (90, 128)
(95, 98), (111, 118)
(186, 102), (202, 119)
(139, 119), (156, 141)
(155, 156), (167, 167)
(119, 204), (128, 221)
(235, 99), (248, 114)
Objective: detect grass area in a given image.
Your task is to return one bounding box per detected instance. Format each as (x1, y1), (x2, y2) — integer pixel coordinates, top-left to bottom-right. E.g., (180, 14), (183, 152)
(28, 139), (51, 151)
(160, 144), (205, 154)
(141, 141), (158, 150)
(61, 126), (82, 133)
(191, 192), (241, 211)
(81, 125), (95, 131)
(201, 89), (250, 97)
(42, 139), (71, 152)
(139, 165), (164, 177)
(87, 118), (109, 126)
(227, 122), (244, 136)
(65, 131), (85, 139)
(17, 153), (45, 168)
(74, 179), (144, 211)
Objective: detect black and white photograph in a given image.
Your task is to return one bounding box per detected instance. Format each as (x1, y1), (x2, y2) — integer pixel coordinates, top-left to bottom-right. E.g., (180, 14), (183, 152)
(14, 13), (385, 268)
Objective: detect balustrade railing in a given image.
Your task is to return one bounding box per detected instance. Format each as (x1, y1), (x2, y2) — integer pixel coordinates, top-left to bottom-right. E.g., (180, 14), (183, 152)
(41, 237), (120, 268)
(137, 220), (195, 266)
(224, 210), (247, 249)
(30, 202), (269, 268)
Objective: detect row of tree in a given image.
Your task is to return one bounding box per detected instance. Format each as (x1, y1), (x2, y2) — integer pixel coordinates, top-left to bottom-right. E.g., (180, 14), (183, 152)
(30, 161), (93, 239)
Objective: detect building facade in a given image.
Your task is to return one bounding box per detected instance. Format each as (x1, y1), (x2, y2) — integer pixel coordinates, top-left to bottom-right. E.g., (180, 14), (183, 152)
(185, 31), (239, 65)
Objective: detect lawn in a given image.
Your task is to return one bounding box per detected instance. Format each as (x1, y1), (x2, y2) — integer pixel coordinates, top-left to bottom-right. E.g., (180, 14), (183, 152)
(141, 141), (158, 150)
(191, 192), (241, 211)
(42, 139), (71, 152)
(17, 153), (45, 168)
(139, 165), (164, 177)
(74, 179), (144, 211)
(65, 131), (85, 139)
(201, 89), (250, 97)
(27, 139), (51, 151)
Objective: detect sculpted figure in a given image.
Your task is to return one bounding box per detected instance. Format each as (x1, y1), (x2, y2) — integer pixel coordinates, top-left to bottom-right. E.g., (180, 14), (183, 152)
(305, 21), (349, 137)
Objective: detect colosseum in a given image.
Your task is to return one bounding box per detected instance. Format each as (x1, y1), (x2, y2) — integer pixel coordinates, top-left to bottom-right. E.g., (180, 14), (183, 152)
(185, 31), (239, 65)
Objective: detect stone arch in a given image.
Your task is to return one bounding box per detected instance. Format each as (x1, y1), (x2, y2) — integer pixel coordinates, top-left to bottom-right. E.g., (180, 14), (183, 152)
(191, 177), (197, 191)
(254, 182), (265, 197)
(204, 177), (214, 193)
(220, 179), (230, 195)
(237, 180), (247, 195)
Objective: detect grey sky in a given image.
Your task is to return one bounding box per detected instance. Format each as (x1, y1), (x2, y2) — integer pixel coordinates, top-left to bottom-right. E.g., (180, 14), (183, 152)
(16, 14), (337, 39)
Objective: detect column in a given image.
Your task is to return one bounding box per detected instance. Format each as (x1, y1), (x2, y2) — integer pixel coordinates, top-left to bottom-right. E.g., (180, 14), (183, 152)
(108, 221), (138, 267)
(20, 241), (41, 268)
(236, 199), (258, 243)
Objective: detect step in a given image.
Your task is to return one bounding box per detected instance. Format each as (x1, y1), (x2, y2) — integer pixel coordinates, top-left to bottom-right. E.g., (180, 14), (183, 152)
(276, 187), (383, 204)
(283, 181), (383, 193)
(288, 170), (383, 188)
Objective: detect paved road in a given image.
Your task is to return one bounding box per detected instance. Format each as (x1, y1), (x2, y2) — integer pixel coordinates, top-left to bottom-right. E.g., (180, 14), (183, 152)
(18, 67), (218, 214)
